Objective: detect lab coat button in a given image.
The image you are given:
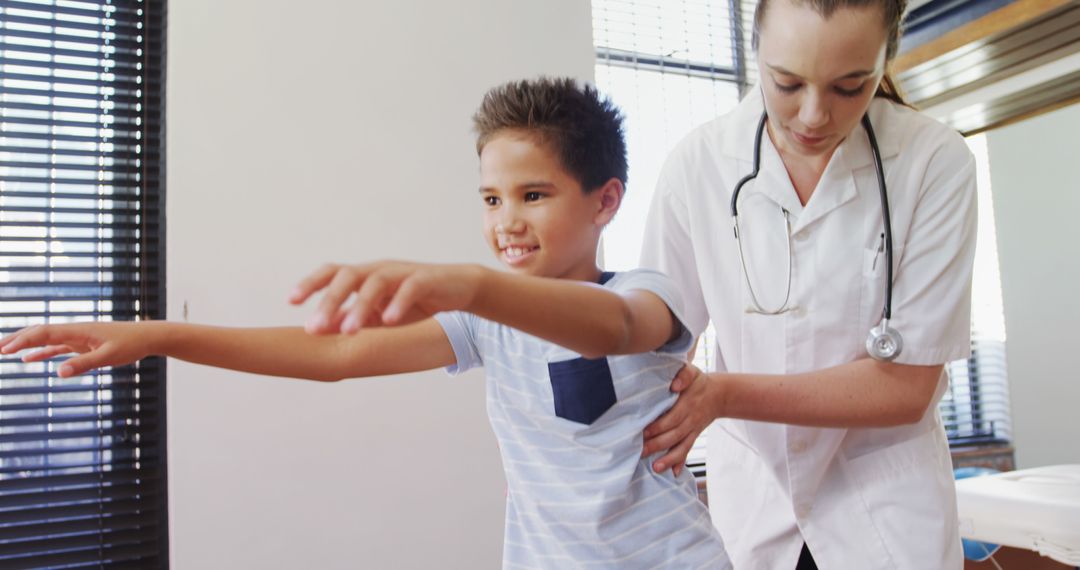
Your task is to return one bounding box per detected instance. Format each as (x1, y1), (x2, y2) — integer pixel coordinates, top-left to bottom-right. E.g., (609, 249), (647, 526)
(790, 440), (807, 453)
(795, 231), (810, 242)
(796, 504), (813, 518)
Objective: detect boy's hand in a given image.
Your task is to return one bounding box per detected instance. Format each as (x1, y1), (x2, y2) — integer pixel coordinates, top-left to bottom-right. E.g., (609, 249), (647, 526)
(0, 322), (155, 378)
(290, 261), (485, 334)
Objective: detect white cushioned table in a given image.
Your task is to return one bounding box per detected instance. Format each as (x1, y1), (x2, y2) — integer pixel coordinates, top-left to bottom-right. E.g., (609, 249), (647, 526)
(956, 464), (1080, 566)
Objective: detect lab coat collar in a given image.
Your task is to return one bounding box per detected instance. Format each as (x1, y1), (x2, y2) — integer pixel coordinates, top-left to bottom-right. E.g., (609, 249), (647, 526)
(719, 86), (767, 164)
(755, 133), (805, 216)
(844, 99), (902, 170)
(746, 142), (859, 234)
(791, 142), (858, 233)
(722, 87), (803, 215)
(721, 89), (902, 231)
(791, 100), (902, 232)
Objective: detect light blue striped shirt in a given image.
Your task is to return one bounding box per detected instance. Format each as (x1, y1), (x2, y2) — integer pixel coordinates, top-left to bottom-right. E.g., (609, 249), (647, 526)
(435, 269), (731, 569)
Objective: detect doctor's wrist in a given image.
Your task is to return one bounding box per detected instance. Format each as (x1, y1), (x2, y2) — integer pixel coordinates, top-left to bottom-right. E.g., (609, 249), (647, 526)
(703, 372), (731, 421)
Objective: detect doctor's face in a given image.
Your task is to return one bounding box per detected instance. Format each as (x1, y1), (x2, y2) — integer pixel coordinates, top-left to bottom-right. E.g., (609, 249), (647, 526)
(756, 0), (888, 159)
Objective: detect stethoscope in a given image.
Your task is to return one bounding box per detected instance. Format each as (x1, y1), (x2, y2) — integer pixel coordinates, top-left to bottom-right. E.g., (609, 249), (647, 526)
(730, 110), (903, 361)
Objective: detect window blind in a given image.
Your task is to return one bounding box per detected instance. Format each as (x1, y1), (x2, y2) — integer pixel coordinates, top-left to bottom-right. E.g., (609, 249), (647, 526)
(593, 0), (1012, 476)
(0, 0), (167, 567)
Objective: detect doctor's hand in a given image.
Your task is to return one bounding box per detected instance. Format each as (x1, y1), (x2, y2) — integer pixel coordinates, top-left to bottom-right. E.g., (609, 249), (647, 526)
(290, 261), (485, 334)
(0, 321), (154, 378)
(642, 364), (725, 476)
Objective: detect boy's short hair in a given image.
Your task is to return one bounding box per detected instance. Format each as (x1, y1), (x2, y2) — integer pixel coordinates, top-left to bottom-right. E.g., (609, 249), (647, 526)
(473, 77), (628, 192)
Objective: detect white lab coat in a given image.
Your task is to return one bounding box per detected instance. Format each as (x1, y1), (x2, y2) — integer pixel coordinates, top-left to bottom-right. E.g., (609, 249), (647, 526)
(641, 89), (977, 570)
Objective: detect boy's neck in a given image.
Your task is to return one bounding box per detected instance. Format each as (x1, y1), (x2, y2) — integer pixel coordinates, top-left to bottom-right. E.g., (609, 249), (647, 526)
(560, 263), (604, 284)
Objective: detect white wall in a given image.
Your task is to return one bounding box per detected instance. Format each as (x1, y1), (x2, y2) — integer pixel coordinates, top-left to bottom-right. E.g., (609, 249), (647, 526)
(167, 2), (595, 567)
(985, 102), (1080, 469)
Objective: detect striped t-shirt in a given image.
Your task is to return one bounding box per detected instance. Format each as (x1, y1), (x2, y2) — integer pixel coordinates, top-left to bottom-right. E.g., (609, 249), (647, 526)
(435, 269), (731, 569)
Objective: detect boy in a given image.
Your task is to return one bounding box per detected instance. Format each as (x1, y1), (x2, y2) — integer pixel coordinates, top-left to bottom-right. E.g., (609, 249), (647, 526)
(1, 78), (730, 569)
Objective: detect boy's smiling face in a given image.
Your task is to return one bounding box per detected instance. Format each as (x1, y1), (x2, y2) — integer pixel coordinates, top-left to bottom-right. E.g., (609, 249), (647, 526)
(478, 130), (617, 282)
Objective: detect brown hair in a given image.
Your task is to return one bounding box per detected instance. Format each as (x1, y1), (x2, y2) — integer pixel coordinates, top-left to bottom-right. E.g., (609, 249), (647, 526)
(752, 0), (910, 106)
(472, 77), (628, 192)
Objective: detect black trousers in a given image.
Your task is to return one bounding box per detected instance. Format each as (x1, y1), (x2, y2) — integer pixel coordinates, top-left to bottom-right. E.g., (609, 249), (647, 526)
(795, 543), (818, 570)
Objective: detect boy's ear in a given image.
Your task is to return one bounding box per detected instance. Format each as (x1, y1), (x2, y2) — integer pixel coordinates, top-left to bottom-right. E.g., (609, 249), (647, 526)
(593, 177), (624, 227)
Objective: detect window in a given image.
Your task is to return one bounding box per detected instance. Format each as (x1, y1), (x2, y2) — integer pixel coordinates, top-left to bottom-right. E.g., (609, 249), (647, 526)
(942, 133), (1011, 447)
(592, 0), (1011, 473)
(593, 0), (753, 272)
(0, 0), (167, 566)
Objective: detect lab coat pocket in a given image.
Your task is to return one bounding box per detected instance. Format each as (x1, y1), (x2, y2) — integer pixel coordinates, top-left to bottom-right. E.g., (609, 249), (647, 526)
(862, 243), (885, 277)
(843, 425), (943, 482)
(841, 427), (960, 567)
(547, 357), (617, 425)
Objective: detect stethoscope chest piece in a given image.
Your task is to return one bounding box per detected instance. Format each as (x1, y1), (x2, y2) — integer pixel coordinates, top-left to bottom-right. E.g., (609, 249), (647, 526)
(866, 320), (903, 362)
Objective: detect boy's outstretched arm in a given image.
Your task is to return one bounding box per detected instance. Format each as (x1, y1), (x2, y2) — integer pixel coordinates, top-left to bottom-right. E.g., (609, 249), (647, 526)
(0, 319), (455, 381)
(295, 262), (678, 359)
(468, 270), (677, 358)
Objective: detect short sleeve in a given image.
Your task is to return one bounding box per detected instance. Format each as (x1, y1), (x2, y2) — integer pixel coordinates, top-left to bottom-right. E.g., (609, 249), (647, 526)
(609, 269), (696, 356)
(890, 139), (978, 365)
(639, 160), (710, 340)
(432, 311), (483, 375)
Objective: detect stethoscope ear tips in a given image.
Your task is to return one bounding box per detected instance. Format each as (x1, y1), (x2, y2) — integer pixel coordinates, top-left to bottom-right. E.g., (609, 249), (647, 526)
(866, 320), (903, 361)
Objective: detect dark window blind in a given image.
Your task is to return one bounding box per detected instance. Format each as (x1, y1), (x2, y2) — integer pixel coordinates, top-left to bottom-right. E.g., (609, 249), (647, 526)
(0, 0), (167, 567)
(592, 0), (1012, 475)
(943, 339), (1010, 445)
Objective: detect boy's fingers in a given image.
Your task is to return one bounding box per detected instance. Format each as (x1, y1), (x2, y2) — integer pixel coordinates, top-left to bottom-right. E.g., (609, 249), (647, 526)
(57, 351), (109, 378)
(1, 325), (48, 354)
(309, 267), (367, 333)
(0, 335), (19, 354)
(0, 331), (19, 351)
(22, 345), (75, 363)
(382, 275), (426, 325)
(344, 271), (395, 333)
(327, 308), (349, 332)
(290, 264), (340, 305)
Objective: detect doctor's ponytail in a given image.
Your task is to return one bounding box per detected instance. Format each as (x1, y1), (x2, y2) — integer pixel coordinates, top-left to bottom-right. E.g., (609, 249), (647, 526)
(875, 72), (910, 107)
(752, 0), (912, 107)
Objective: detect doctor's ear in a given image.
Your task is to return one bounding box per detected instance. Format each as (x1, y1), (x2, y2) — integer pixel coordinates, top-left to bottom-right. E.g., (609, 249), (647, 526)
(593, 177), (625, 226)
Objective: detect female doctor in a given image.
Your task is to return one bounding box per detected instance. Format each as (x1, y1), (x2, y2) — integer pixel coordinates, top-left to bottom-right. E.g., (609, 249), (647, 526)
(639, 0), (976, 568)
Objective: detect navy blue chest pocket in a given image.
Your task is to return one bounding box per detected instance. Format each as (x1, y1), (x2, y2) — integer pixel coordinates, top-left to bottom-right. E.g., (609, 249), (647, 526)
(547, 357), (617, 425)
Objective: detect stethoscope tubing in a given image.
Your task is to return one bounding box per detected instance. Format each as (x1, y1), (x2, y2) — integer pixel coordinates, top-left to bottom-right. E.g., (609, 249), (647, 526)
(730, 112), (798, 315)
(729, 110), (899, 358)
(862, 113), (894, 321)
